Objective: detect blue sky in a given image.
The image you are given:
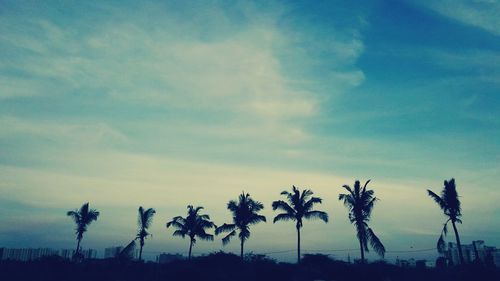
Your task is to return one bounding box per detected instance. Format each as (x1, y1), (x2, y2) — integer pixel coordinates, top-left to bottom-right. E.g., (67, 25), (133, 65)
(0, 0), (499, 262)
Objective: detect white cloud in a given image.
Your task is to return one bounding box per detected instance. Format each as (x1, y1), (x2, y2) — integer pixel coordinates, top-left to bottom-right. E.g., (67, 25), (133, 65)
(0, 2), (367, 147)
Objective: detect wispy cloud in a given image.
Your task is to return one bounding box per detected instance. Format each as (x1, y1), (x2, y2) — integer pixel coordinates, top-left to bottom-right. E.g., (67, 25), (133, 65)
(414, 0), (500, 35)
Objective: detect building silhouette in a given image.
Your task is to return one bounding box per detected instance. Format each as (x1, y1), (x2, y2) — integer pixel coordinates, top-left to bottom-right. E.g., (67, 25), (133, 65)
(104, 246), (124, 258)
(156, 253), (183, 264)
(1, 248), (58, 261)
(0, 248), (97, 261)
(446, 240), (499, 266)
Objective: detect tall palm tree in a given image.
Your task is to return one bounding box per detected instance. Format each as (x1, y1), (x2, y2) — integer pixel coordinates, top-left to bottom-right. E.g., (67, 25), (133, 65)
(136, 206), (156, 261)
(66, 202), (100, 257)
(215, 192), (267, 258)
(427, 178), (464, 265)
(339, 180), (385, 263)
(166, 205), (215, 260)
(272, 185), (328, 263)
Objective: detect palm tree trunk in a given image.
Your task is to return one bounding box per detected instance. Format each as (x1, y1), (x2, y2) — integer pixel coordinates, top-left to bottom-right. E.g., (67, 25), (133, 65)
(76, 237), (81, 255)
(359, 237), (365, 264)
(297, 226), (301, 264)
(451, 220), (465, 265)
(240, 239), (244, 259)
(188, 239), (193, 260)
(139, 244), (143, 261)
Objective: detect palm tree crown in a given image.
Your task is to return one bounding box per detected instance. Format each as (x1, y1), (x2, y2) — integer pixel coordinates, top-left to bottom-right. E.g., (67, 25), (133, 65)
(215, 192), (267, 258)
(136, 206), (156, 261)
(67, 202), (100, 257)
(339, 180), (385, 263)
(166, 205), (215, 259)
(427, 178), (464, 264)
(272, 185), (328, 263)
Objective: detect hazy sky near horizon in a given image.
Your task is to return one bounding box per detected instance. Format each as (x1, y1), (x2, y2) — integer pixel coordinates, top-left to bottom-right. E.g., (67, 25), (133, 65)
(0, 0), (499, 262)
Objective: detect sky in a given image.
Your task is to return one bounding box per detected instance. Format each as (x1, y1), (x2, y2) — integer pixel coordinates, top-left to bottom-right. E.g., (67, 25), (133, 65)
(0, 0), (499, 262)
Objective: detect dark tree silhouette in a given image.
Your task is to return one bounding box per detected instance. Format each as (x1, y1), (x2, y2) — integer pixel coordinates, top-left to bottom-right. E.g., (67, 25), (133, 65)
(272, 185), (328, 263)
(427, 178), (464, 264)
(339, 180), (385, 263)
(166, 205), (215, 260)
(136, 206), (156, 261)
(215, 192), (267, 258)
(66, 202), (99, 258)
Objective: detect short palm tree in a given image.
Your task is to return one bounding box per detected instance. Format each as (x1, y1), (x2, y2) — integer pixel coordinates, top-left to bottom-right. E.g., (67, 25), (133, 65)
(427, 178), (464, 265)
(339, 180), (385, 263)
(166, 205), (215, 260)
(67, 202), (100, 257)
(215, 192), (267, 258)
(136, 206), (156, 261)
(272, 185), (328, 263)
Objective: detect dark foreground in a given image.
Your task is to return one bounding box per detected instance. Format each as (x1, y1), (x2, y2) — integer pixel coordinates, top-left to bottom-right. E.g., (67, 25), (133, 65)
(1, 252), (499, 281)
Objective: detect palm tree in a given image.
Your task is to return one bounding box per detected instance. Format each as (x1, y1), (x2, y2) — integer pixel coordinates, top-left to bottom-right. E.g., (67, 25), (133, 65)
(427, 178), (464, 265)
(136, 206), (156, 261)
(339, 180), (385, 263)
(215, 192), (267, 259)
(166, 205), (215, 260)
(66, 202), (100, 258)
(272, 185), (328, 263)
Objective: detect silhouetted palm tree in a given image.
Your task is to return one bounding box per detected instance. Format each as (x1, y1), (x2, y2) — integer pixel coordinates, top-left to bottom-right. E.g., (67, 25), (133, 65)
(427, 178), (464, 265)
(339, 180), (385, 263)
(166, 205), (215, 260)
(272, 185), (328, 263)
(136, 206), (156, 261)
(66, 202), (100, 258)
(215, 192), (266, 258)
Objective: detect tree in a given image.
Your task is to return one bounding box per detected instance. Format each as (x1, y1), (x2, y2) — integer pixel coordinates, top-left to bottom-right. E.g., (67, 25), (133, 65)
(427, 178), (464, 265)
(136, 206), (156, 261)
(339, 180), (385, 263)
(215, 192), (267, 258)
(272, 185), (328, 263)
(66, 202), (100, 259)
(166, 205), (215, 260)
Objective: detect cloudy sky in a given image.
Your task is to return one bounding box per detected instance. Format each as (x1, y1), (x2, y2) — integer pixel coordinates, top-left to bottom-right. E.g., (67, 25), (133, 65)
(0, 0), (499, 262)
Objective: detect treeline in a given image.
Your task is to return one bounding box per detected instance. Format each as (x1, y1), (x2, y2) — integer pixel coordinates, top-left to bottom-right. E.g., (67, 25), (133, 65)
(67, 178), (465, 264)
(1, 252), (499, 281)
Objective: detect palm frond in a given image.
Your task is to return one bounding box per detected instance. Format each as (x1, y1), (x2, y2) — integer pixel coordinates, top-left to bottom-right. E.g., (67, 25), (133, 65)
(341, 185), (355, 197)
(442, 219), (451, 236)
(239, 226), (251, 241)
(198, 219), (215, 229)
(366, 227), (385, 257)
(303, 197), (322, 212)
(227, 200), (238, 212)
(222, 230), (237, 245)
(118, 240), (137, 260)
(273, 213), (295, 223)
(300, 189), (314, 202)
(271, 200), (295, 214)
(437, 233), (446, 254)
(363, 179), (371, 190)
(338, 193), (355, 210)
(304, 210), (329, 223)
(67, 211), (79, 221)
(427, 189), (446, 210)
(166, 220), (185, 229)
(215, 223), (236, 235)
(172, 229), (186, 238)
(197, 231), (214, 241)
(248, 214), (266, 225)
